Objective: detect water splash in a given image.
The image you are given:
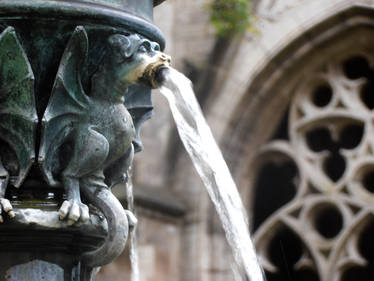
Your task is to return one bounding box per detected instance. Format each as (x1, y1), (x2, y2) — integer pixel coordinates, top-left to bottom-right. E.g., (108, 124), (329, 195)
(125, 167), (139, 281)
(159, 67), (265, 281)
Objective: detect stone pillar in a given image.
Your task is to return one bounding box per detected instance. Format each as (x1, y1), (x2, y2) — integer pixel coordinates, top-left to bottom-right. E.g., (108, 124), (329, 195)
(0, 1), (166, 280)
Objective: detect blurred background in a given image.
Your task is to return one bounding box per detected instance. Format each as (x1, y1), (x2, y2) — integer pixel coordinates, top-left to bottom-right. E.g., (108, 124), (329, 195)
(97, 0), (374, 280)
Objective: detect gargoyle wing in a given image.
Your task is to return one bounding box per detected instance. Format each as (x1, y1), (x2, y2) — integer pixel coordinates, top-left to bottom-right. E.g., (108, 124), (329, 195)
(0, 27), (37, 187)
(124, 84), (153, 152)
(39, 26), (90, 186)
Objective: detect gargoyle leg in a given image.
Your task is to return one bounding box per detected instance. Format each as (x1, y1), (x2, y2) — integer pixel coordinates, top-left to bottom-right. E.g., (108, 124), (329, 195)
(0, 158), (14, 222)
(59, 172), (89, 224)
(104, 144), (134, 188)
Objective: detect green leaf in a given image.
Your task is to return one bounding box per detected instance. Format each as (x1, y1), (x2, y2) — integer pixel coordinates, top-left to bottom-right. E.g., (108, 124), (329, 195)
(208, 0), (254, 38)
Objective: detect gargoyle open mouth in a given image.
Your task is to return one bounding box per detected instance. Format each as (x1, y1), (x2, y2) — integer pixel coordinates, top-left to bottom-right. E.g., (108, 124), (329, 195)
(142, 52), (171, 88)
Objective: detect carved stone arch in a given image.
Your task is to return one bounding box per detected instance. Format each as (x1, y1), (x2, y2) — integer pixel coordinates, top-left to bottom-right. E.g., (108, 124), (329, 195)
(161, 2), (374, 281)
(220, 4), (374, 203)
(181, 2), (374, 281)
(211, 3), (374, 281)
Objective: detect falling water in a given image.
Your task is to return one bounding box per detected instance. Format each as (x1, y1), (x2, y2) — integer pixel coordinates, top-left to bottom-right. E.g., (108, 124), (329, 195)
(125, 167), (140, 281)
(159, 67), (265, 281)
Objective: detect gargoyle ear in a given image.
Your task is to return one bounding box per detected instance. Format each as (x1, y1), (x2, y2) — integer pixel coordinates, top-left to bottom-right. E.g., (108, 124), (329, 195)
(108, 34), (137, 59)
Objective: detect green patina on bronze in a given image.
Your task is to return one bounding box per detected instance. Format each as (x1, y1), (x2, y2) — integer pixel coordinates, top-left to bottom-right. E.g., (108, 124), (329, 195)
(0, 27), (37, 189)
(0, 0), (165, 49)
(0, 24), (169, 268)
(0, 1), (168, 280)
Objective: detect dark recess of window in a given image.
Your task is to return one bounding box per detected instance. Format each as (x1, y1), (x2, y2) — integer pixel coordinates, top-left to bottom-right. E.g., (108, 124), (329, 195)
(253, 160), (298, 231)
(362, 168), (374, 193)
(305, 124), (363, 182)
(269, 228), (302, 267)
(359, 220), (374, 261)
(343, 55), (371, 80)
(271, 108), (289, 140)
(339, 124), (363, 149)
(323, 153), (346, 182)
(342, 55), (374, 110)
(342, 220), (374, 280)
(312, 84), (332, 107)
(361, 81), (374, 110)
(314, 205), (343, 239)
(306, 127), (331, 152)
(266, 227), (320, 281)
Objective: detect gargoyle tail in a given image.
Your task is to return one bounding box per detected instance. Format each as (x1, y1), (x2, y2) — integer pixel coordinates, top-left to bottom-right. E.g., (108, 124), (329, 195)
(81, 185), (129, 268)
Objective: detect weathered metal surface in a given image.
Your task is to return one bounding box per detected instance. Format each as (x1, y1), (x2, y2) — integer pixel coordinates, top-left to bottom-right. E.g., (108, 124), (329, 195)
(1, 254), (78, 281)
(0, 0), (168, 279)
(0, 26), (38, 223)
(0, 0), (165, 49)
(37, 25), (169, 267)
(0, 204), (107, 281)
(0, 26), (37, 189)
(9, 208), (108, 232)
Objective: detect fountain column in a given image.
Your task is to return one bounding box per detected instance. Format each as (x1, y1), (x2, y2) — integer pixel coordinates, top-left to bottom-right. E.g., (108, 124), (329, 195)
(0, 1), (165, 280)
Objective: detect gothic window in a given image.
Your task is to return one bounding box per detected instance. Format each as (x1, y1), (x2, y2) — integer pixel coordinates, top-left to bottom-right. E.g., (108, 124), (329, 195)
(252, 53), (374, 281)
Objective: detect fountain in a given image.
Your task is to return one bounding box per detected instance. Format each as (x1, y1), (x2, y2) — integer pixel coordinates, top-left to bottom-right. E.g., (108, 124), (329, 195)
(0, 1), (169, 280)
(0, 1), (264, 280)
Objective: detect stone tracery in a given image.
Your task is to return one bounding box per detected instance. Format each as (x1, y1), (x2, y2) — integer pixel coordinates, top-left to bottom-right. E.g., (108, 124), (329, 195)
(252, 53), (374, 281)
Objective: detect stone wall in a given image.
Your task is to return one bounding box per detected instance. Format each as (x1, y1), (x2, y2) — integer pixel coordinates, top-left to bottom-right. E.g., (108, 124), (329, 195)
(99, 0), (374, 280)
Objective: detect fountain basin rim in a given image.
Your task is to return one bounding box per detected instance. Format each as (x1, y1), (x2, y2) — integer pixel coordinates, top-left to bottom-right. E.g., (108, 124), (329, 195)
(0, 0), (165, 49)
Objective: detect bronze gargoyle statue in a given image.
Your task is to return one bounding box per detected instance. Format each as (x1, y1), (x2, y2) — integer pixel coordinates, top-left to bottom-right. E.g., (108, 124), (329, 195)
(0, 25), (170, 267)
(40, 26), (170, 266)
(39, 26), (170, 224)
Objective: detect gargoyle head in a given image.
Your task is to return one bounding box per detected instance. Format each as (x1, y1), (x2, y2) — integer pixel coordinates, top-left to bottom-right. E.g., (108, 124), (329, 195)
(107, 33), (171, 88)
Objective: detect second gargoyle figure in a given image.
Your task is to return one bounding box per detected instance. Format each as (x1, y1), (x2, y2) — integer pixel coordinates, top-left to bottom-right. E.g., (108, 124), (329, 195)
(37, 26), (171, 224)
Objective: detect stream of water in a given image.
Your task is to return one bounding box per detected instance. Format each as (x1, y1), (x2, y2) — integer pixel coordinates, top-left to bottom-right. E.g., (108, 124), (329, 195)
(159, 67), (265, 281)
(125, 167), (139, 281)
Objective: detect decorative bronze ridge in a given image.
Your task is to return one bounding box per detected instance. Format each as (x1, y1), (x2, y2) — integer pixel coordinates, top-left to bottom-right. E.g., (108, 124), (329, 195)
(0, 0), (166, 49)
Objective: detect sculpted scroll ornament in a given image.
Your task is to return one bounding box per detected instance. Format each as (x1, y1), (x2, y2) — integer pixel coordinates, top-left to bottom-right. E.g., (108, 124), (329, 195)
(252, 54), (374, 280)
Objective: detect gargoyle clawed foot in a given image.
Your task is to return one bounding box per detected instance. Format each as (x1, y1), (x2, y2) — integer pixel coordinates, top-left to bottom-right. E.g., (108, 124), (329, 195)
(0, 198), (15, 223)
(59, 199), (89, 225)
(59, 173), (90, 225)
(0, 161), (14, 223)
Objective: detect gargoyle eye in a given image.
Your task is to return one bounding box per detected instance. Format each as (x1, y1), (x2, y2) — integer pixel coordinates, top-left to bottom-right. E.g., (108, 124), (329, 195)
(152, 43), (161, 51)
(139, 45), (147, 53)
(155, 45), (160, 51)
